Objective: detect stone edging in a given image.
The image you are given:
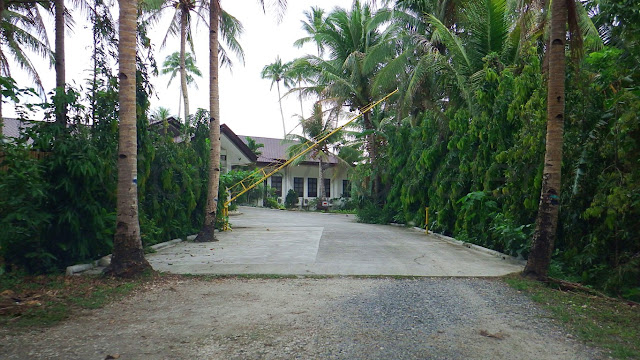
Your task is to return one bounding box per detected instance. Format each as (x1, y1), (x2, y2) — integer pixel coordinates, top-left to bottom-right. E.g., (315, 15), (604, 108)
(389, 222), (525, 266)
(65, 234), (198, 275)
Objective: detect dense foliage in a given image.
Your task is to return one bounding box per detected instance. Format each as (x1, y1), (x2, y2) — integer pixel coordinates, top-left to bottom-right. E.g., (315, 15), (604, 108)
(339, 1), (639, 299)
(0, 9), (231, 273)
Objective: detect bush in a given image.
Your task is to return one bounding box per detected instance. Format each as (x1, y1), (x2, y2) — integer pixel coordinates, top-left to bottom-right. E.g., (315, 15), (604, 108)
(0, 143), (54, 273)
(264, 197), (282, 209)
(356, 198), (391, 224)
(285, 189), (298, 209)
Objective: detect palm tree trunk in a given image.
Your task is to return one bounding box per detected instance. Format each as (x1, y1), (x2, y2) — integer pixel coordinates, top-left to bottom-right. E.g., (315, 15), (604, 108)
(277, 81), (286, 137)
(317, 158), (324, 209)
(54, 0), (66, 125)
(105, 0), (152, 277)
(523, 0), (567, 280)
(363, 111), (379, 198)
(179, 8), (190, 140)
(198, 0), (221, 242)
(91, 8), (97, 125)
(298, 77), (304, 119)
(0, 88), (3, 132)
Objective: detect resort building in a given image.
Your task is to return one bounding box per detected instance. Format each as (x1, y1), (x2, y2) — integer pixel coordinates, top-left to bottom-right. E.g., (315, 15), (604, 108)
(220, 124), (352, 207)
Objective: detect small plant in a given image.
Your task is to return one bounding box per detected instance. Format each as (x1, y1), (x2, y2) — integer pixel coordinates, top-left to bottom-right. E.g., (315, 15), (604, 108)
(285, 189), (298, 209)
(307, 198), (319, 210)
(263, 197), (279, 209)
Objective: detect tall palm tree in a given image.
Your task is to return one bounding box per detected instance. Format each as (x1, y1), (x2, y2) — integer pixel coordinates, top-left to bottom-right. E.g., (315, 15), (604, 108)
(261, 56), (294, 138)
(295, 0), (396, 199)
(522, 0), (593, 280)
(54, 0), (66, 125)
(199, 0), (220, 242)
(293, 6), (326, 56)
(142, 0), (208, 126)
(161, 50), (201, 124)
(199, 0), (286, 242)
(105, 0), (152, 277)
(143, 0), (244, 125)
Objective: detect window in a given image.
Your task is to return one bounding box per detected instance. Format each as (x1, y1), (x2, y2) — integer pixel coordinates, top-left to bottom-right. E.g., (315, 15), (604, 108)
(220, 155), (227, 161)
(294, 177), (304, 197)
(271, 176), (282, 197)
(342, 180), (351, 198)
(323, 178), (330, 198)
(308, 178), (318, 197)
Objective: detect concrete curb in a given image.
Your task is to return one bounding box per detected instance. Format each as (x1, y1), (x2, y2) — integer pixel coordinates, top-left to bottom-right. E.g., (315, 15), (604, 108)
(390, 222), (525, 266)
(65, 234), (198, 276)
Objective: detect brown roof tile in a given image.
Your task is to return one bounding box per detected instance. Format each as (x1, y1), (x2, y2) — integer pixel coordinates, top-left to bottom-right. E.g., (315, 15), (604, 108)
(238, 135), (339, 165)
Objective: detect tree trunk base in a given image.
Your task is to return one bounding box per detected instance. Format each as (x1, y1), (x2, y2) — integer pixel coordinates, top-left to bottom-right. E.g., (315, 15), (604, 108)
(520, 269), (548, 282)
(196, 224), (218, 242)
(103, 260), (153, 278)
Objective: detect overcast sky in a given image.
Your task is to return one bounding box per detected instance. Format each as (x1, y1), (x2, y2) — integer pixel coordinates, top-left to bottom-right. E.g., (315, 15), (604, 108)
(6, 0), (353, 139)
(159, 0), (350, 139)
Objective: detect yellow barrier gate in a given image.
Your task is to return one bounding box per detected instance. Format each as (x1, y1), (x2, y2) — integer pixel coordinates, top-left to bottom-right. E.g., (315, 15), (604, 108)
(221, 89), (399, 230)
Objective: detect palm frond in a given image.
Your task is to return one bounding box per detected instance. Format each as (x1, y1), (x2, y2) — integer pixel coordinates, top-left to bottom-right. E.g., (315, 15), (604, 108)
(220, 9), (245, 65)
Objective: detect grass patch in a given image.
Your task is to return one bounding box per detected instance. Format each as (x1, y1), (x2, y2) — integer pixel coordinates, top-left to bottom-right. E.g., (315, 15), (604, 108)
(328, 209), (357, 215)
(0, 272), (158, 328)
(504, 274), (640, 359)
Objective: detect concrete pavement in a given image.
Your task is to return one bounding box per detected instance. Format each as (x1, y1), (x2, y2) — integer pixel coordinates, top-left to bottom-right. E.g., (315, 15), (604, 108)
(147, 206), (524, 276)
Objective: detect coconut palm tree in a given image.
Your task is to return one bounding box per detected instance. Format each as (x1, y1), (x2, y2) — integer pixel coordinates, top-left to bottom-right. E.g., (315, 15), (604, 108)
(52, 0), (89, 125)
(143, 0), (244, 123)
(261, 56), (294, 138)
(161, 50), (202, 125)
(293, 6), (326, 56)
(54, 0), (65, 125)
(199, 0), (287, 242)
(105, 0), (152, 277)
(142, 0), (208, 126)
(380, 0), (519, 119)
(294, 0), (397, 199)
(522, 0), (583, 280)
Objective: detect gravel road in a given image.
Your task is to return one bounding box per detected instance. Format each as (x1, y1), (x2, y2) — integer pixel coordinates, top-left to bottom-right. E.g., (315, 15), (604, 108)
(0, 277), (604, 360)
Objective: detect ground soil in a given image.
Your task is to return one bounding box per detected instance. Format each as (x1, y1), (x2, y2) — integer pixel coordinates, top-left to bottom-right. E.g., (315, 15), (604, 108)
(0, 276), (606, 360)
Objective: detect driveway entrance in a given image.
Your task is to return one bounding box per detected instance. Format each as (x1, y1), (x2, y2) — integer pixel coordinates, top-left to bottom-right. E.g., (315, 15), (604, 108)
(148, 206), (523, 276)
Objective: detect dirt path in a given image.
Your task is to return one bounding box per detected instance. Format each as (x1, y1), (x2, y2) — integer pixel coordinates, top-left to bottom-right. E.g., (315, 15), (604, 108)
(0, 277), (604, 360)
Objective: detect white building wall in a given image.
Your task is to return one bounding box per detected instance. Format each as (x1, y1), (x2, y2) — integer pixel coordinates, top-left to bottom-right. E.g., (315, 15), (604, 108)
(263, 163), (350, 208)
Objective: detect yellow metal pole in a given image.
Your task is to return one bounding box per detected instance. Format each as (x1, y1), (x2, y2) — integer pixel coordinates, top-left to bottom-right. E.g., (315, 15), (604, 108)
(425, 207), (429, 234)
(222, 206), (230, 231)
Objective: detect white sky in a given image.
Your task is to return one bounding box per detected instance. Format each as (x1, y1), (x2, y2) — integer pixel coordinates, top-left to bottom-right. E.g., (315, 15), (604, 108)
(6, 0), (352, 140)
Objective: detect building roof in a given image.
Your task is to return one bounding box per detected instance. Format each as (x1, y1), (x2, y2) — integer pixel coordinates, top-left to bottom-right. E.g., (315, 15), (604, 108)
(149, 116), (184, 141)
(220, 124), (258, 162)
(237, 134), (339, 165)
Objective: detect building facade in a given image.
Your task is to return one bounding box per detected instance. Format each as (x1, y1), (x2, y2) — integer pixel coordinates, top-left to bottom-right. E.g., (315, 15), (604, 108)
(220, 124), (352, 207)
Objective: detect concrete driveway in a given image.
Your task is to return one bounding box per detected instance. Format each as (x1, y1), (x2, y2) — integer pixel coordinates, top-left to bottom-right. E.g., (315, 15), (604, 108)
(148, 206), (523, 276)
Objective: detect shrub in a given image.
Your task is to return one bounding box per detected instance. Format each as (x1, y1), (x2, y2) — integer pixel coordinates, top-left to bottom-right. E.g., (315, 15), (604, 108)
(285, 189), (298, 209)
